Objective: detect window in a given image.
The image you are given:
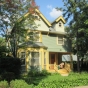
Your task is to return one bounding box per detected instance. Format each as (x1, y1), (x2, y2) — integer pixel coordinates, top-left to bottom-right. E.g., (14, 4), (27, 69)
(59, 22), (61, 27)
(58, 35), (64, 45)
(29, 32), (40, 42)
(21, 52), (25, 65)
(35, 32), (40, 42)
(31, 52), (39, 66)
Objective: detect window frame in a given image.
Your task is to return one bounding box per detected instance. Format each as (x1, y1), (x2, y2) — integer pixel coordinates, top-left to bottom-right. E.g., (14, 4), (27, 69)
(31, 52), (39, 66)
(59, 22), (62, 27)
(29, 31), (40, 42)
(57, 35), (64, 45)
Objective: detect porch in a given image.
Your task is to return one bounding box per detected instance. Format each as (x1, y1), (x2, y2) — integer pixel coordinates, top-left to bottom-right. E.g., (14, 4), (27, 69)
(43, 52), (73, 72)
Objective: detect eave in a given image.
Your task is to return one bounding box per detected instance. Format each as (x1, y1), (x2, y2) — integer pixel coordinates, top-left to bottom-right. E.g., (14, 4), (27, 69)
(51, 16), (66, 24)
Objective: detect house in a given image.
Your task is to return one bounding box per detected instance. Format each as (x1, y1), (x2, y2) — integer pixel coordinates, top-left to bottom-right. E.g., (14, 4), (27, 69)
(14, 9), (72, 72)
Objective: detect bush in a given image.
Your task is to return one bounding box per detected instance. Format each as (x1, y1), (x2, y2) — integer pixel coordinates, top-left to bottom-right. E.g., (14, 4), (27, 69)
(0, 80), (9, 88)
(1, 72), (15, 83)
(40, 69), (51, 76)
(10, 79), (34, 88)
(24, 69), (51, 85)
(0, 56), (21, 80)
(27, 69), (51, 77)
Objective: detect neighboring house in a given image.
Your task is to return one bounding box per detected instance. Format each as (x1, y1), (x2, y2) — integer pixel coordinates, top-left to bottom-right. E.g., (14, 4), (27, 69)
(14, 9), (72, 72)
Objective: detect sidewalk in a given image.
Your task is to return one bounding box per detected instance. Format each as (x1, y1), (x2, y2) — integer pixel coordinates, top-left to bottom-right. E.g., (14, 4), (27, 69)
(75, 86), (88, 88)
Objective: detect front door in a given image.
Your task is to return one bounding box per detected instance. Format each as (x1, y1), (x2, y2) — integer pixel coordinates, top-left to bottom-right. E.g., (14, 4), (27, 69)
(50, 54), (55, 69)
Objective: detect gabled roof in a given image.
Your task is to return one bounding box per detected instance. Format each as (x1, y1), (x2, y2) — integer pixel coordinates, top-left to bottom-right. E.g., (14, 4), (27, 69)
(35, 9), (51, 26)
(51, 16), (66, 24)
(17, 9), (51, 27)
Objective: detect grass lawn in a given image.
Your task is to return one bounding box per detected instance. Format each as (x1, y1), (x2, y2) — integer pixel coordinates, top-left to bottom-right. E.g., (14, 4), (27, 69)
(32, 72), (88, 88)
(1, 71), (88, 88)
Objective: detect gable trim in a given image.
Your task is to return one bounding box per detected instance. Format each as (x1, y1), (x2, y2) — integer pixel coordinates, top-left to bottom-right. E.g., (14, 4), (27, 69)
(17, 9), (51, 27)
(35, 9), (51, 27)
(51, 16), (66, 24)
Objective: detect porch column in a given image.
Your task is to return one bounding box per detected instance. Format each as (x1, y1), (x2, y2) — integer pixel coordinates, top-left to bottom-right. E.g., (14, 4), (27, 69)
(70, 53), (73, 71)
(46, 51), (49, 71)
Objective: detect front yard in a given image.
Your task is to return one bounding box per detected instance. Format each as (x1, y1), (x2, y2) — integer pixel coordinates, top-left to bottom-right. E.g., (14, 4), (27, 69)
(1, 71), (88, 88)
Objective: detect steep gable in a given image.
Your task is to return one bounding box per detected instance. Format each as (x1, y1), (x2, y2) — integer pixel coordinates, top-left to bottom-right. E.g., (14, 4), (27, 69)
(13, 9), (51, 32)
(34, 9), (51, 31)
(51, 16), (66, 32)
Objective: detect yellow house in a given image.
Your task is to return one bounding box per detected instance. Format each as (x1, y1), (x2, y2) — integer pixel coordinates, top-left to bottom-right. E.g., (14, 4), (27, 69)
(16, 9), (72, 72)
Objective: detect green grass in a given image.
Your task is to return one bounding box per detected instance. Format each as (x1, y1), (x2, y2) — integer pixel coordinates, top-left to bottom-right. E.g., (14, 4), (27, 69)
(1, 71), (88, 88)
(33, 72), (88, 88)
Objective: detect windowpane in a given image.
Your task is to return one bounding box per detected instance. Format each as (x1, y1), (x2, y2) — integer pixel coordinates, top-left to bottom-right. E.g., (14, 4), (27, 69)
(29, 32), (39, 42)
(31, 52), (39, 65)
(58, 36), (63, 44)
(59, 23), (61, 27)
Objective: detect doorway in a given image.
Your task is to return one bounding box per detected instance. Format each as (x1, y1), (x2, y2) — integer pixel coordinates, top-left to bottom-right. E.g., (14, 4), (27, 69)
(50, 53), (55, 69)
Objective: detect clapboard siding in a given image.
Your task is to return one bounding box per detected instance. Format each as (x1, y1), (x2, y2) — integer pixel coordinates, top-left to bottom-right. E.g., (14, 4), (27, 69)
(42, 34), (70, 52)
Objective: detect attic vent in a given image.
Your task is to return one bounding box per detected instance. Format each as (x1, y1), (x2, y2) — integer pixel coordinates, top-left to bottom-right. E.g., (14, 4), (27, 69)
(59, 22), (61, 27)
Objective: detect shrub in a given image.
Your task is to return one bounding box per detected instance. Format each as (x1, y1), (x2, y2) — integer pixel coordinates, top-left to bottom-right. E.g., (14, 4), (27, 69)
(0, 56), (21, 80)
(10, 79), (34, 88)
(24, 69), (51, 85)
(1, 72), (15, 83)
(0, 80), (9, 88)
(27, 69), (51, 77)
(40, 69), (51, 76)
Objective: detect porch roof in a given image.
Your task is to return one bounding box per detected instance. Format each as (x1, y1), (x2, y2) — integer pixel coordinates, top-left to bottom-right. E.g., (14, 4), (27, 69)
(19, 41), (47, 48)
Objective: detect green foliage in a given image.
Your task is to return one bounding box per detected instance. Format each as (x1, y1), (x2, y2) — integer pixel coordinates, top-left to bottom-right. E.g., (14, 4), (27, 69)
(23, 69), (51, 85)
(0, 72), (88, 88)
(34, 72), (88, 88)
(63, 0), (88, 59)
(0, 57), (21, 80)
(40, 69), (51, 76)
(1, 72), (15, 83)
(1, 0), (38, 57)
(62, 0), (88, 72)
(0, 37), (7, 58)
(27, 69), (51, 77)
(10, 79), (34, 88)
(0, 80), (9, 88)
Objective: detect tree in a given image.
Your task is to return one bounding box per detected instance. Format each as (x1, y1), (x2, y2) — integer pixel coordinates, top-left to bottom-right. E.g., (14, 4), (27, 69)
(0, 0), (39, 57)
(0, 37), (7, 57)
(62, 0), (88, 72)
(0, 0), (38, 35)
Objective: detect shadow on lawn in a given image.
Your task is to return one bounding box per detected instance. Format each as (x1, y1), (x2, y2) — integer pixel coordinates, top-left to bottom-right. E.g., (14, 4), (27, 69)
(22, 67), (51, 86)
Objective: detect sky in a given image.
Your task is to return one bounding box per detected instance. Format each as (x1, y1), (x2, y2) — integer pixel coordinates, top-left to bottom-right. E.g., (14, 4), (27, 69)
(35, 0), (64, 23)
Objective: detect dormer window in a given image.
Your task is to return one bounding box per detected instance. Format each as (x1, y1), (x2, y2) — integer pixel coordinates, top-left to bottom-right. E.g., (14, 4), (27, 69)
(59, 22), (61, 27)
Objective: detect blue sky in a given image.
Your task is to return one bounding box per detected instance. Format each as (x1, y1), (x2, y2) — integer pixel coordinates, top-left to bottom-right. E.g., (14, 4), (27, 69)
(35, 0), (64, 22)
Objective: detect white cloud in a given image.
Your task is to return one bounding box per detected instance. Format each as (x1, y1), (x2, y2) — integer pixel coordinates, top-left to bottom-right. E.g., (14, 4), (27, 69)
(50, 8), (62, 18)
(47, 5), (52, 10)
(47, 5), (63, 19)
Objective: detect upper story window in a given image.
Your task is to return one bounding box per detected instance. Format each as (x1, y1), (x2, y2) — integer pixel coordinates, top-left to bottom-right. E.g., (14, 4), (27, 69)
(59, 22), (62, 27)
(57, 35), (64, 45)
(35, 32), (40, 42)
(29, 31), (40, 42)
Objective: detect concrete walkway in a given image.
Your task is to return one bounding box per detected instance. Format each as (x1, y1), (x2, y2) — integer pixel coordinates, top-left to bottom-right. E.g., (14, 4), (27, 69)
(75, 86), (88, 88)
